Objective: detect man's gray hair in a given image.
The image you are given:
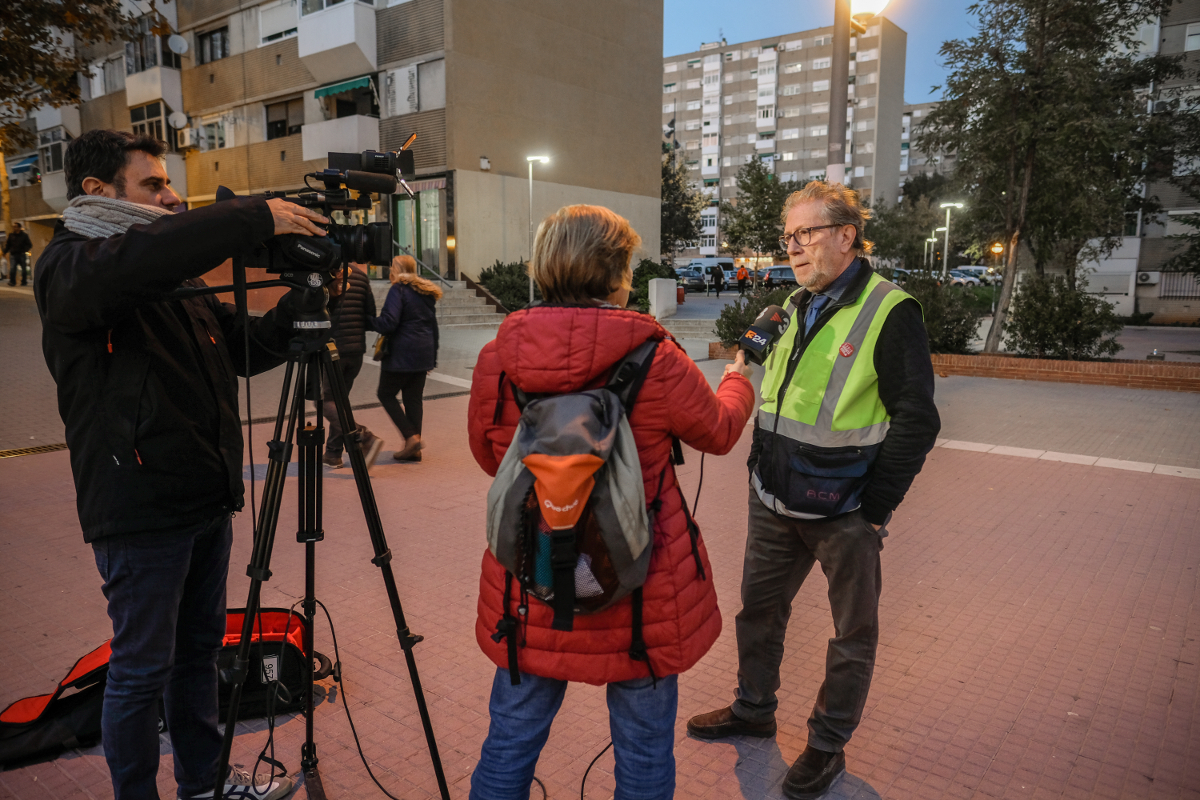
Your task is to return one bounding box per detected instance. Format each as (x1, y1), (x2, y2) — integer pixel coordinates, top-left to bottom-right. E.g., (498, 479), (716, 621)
(781, 182), (874, 254)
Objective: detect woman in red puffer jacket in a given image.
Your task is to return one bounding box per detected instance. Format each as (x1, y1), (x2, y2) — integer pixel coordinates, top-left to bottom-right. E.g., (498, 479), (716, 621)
(467, 205), (754, 800)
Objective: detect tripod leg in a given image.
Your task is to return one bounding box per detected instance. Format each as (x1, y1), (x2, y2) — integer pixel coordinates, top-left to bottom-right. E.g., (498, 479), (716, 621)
(213, 354), (306, 800)
(297, 358), (325, 776)
(321, 346), (452, 800)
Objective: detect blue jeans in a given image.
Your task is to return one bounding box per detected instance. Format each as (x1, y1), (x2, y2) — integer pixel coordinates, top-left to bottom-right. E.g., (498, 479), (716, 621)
(470, 669), (678, 800)
(92, 515), (232, 800)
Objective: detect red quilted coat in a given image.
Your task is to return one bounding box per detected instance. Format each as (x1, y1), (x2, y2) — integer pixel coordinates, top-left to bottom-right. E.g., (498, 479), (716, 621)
(468, 305), (754, 685)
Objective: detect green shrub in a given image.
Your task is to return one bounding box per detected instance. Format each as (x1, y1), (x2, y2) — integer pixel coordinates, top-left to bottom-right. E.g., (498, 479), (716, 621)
(1005, 275), (1123, 360)
(477, 259), (540, 312)
(630, 258), (677, 313)
(901, 275), (985, 354)
(715, 285), (798, 346)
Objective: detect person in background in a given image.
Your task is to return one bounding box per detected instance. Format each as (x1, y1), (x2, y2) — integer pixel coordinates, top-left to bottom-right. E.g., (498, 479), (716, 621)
(4, 222), (32, 286)
(737, 263), (749, 296)
(317, 261), (384, 469)
(372, 254), (440, 463)
(466, 204), (755, 800)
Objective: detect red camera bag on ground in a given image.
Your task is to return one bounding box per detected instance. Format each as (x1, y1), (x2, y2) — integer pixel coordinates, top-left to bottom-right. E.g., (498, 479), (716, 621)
(0, 608), (326, 770)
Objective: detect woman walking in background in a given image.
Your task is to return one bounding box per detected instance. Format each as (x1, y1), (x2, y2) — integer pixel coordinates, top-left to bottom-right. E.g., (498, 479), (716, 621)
(372, 254), (441, 462)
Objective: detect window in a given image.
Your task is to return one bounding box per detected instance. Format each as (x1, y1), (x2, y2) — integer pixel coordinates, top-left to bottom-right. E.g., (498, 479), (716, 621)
(198, 27), (229, 64)
(685, 140), (699, 150)
(38, 128), (69, 173)
(687, 58), (701, 68)
(703, 97), (719, 108)
(779, 170), (799, 181)
(686, 100), (701, 110)
(721, 176), (736, 187)
(725, 51), (738, 61)
(857, 48), (878, 62)
(701, 214), (716, 230)
(663, 102), (675, 113)
(810, 125), (828, 137)
(200, 118), (228, 151)
(749, 69), (758, 79)
(758, 87), (775, 98)
(684, 120), (700, 131)
(266, 98), (304, 139)
(783, 40), (802, 51)
(811, 57), (831, 70)
(783, 63), (803, 74)
(810, 148), (825, 159)
(812, 80), (830, 92)
(758, 106), (774, 119)
(700, 235), (716, 248)
(813, 36), (830, 47)
(811, 102), (829, 114)
(260, 0), (298, 43)
(722, 156), (732, 166)
(702, 133), (719, 147)
(758, 65), (776, 76)
(663, 82), (677, 93)
(781, 128), (800, 140)
(704, 157), (715, 168)
(664, 62), (678, 73)
(782, 106), (801, 117)
(1187, 23), (1200, 52)
(125, 17), (181, 75)
(780, 151), (797, 161)
(859, 142), (874, 154)
(781, 84), (802, 96)
(724, 95), (733, 105)
(686, 79), (701, 90)
(703, 73), (720, 85)
(130, 102), (171, 146)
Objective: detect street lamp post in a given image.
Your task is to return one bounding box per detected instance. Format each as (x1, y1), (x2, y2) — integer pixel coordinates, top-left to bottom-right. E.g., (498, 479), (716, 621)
(827, 0), (890, 186)
(527, 155), (550, 303)
(931, 228), (946, 272)
(939, 202), (963, 278)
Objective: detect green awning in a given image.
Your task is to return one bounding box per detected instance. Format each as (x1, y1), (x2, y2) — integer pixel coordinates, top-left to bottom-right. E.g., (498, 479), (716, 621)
(314, 76), (371, 99)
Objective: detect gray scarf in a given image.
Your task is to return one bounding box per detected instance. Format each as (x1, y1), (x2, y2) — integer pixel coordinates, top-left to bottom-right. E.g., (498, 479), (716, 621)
(61, 196), (173, 239)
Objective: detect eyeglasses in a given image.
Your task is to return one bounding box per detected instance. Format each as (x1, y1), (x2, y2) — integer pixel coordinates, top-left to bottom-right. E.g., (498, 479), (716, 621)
(779, 224), (841, 250)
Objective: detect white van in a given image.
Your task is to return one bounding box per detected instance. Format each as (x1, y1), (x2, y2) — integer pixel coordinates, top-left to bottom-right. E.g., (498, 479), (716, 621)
(687, 257), (735, 287)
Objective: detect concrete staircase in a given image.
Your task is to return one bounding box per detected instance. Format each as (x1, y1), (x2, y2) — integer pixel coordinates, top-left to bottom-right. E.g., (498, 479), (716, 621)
(371, 280), (506, 330)
(658, 317), (718, 340)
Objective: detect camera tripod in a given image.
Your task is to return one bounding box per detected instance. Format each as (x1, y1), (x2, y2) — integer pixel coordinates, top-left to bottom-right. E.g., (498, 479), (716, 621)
(211, 283), (450, 800)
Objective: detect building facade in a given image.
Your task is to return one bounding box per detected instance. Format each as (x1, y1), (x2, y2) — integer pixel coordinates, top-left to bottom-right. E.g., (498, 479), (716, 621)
(662, 18), (906, 263)
(4, 0), (662, 281)
(899, 100), (956, 195)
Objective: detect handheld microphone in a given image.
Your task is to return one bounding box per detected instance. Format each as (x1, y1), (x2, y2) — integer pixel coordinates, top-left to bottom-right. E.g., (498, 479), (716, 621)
(738, 304), (792, 365)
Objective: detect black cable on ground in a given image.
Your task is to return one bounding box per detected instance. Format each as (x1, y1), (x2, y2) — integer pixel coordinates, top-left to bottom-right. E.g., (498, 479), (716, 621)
(580, 740), (613, 799)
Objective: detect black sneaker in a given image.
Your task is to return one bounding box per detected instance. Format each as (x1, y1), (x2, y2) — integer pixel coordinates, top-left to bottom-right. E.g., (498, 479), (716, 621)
(782, 745), (845, 799)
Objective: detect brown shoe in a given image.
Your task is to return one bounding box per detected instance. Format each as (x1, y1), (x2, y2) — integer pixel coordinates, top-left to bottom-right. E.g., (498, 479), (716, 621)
(782, 745), (845, 799)
(686, 706), (776, 740)
(393, 434), (422, 462)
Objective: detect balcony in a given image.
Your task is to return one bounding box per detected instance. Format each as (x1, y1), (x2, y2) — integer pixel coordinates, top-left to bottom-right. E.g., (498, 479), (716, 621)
(41, 172), (69, 213)
(755, 137), (776, 153)
(299, 1), (377, 85)
(32, 106), (81, 137)
(126, 67), (183, 111)
(302, 114), (379, 162)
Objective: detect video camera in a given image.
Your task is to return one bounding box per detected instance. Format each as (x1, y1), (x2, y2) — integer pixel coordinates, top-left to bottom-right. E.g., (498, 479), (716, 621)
(217, 145), (416, 282)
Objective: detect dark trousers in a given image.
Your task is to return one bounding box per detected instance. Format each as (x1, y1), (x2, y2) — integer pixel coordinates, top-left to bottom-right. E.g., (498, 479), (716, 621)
(733, 488), (884, 753)
(319, 353), (367, 456)
(92, 515), (232, 799)
(738, 278), (747, 295)
(378, 369), (426, 439)
(7, 252), (28, 285)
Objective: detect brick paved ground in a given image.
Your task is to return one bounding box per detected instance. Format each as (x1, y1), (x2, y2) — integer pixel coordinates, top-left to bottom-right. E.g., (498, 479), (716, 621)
(2, 289), (1199, 799)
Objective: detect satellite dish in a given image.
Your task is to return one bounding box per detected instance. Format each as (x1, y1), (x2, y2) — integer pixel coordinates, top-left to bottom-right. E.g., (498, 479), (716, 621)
(168, 34), (189, 55)
(168, 111), (189, 129)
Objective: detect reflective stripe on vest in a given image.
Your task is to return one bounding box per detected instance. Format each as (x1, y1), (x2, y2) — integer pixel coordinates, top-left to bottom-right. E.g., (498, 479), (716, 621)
(758, 272), (910, 447)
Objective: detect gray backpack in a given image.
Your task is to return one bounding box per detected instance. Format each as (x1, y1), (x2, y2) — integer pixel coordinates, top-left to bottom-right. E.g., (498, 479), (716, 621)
(485, 340), (679, 684)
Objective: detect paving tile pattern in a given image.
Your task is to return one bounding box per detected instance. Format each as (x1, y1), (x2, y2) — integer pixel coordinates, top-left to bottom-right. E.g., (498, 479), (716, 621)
(3, 389), (1199, 799)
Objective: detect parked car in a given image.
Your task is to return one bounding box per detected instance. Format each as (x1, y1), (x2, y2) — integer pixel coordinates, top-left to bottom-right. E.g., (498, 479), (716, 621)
(956, 265), (1002, 285)
(687, 258), (735, 291)
(948, 269), (982, 287)
(760, 266), (799, 288)
(676, 267), (707, 293)
(885, 267), (912, 285)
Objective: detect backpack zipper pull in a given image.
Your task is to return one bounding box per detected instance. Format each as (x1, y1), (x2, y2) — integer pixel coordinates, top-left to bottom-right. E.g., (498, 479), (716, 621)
(107, 330), (113, 353)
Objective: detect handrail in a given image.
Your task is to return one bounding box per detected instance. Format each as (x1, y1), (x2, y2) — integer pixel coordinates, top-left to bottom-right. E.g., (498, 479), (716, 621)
(397, 244), (453, 288)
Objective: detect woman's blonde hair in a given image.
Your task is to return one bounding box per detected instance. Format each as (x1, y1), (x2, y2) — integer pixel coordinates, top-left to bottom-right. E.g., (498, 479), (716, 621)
(389, 254), (443, 299)
(531, 205), (640, 305)
(781, 181), (874, 255)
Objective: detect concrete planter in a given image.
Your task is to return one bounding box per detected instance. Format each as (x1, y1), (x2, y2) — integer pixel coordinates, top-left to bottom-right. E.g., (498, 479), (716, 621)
(706, 346), (1200, 393)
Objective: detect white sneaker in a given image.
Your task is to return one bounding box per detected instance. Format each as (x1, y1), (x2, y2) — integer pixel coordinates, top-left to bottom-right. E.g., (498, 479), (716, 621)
(188, 766), (294, 800)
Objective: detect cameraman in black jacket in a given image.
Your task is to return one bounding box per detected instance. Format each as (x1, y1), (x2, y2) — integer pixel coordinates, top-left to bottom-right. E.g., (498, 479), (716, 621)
(35, 129), (326, 800)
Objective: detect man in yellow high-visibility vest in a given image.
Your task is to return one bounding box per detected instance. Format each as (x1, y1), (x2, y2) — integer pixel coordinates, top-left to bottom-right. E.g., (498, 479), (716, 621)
(689, 182), (941, 799)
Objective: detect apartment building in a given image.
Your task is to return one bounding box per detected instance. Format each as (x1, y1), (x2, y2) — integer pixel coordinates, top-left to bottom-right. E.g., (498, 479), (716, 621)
(662, 18), (906, 262)
(4, 0), (662, 280)
(899, 101), (956, 193)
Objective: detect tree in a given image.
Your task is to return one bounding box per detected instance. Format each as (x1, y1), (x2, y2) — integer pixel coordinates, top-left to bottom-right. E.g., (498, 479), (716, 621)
(660, 143), (706, 260)
(719, 158), (802, 285)
(866, 195), (943, 272)
(918, 0), (1185, 352)
(0, 1), (160, 230)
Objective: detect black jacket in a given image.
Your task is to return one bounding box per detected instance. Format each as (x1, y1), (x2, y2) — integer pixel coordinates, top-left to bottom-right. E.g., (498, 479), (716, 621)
(748, 263), (941, 525)
(328, 266), (376, 356)
(372, 281), (439, 372)
(4, 230), (31, 255)
(35, 199), (293, 542)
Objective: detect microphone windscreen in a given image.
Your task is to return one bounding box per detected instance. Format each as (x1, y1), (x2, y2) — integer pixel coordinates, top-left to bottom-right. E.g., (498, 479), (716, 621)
(753, 304), (792, 335)
(215, 185), (237, 202)
(342, 170), (398, 195)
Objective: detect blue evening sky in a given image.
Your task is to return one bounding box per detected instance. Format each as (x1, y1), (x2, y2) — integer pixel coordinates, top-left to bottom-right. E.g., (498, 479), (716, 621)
(663, 0), (979, 105)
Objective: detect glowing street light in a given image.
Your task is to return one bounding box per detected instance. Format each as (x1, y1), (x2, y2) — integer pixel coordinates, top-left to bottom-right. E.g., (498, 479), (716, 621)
(939, 202), (964, 277)
(527, 155), (550, 303)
